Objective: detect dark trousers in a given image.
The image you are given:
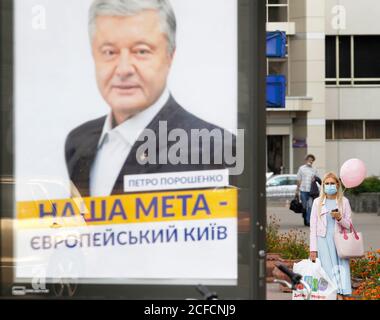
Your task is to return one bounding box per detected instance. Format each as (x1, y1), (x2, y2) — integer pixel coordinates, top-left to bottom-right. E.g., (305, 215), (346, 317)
(300, 191), (312, 225)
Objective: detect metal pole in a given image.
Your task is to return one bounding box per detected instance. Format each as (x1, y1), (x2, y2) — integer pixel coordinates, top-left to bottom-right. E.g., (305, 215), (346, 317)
(247, 0), (267, 300)
(0, 0), (15, 297)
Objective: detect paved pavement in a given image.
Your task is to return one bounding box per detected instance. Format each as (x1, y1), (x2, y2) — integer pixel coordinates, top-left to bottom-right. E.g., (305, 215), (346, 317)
(266, 200), (380, 300)
(266, 282), (292, 300)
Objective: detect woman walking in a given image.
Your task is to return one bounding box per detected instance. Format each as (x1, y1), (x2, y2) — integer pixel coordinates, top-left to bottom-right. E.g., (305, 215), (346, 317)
(309, 172), (352, 299)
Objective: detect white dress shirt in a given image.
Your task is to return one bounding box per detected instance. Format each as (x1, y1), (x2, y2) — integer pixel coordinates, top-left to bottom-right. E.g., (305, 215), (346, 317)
(90, 88), (170, 197)
(296, 164), (318, 192)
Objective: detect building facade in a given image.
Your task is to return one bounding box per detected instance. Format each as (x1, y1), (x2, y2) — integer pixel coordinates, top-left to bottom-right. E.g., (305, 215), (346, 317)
(325, 0), (380, 177)
(266, 0), (326, 176)
(267, 0), (380, 177)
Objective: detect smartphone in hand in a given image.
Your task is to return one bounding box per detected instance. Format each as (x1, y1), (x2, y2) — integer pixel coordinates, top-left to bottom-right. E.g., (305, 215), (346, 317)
(331, 208), (338, 218)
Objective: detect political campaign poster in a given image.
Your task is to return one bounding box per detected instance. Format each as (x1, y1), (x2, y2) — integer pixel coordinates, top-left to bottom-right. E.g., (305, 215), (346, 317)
(14, 0), (240, 285)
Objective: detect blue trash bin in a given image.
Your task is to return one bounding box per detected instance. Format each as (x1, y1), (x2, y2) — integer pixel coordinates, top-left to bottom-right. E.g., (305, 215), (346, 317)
(266, 75), (286, 108)
(266, 31), (287, 58)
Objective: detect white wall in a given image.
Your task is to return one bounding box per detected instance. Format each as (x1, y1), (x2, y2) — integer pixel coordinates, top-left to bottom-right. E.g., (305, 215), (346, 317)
(326, 0), (380, 35)
(326, 141), (380, 177)
(326, 87), (380, 119)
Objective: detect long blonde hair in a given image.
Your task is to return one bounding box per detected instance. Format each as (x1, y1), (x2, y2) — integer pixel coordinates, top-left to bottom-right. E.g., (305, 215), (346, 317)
(318, 171), (344, 219)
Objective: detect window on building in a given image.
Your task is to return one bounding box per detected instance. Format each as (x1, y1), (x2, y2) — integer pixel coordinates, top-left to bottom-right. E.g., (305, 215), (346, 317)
(339, 36), (351, 81)
(334, 120), (363, 139)
(354, 36), (380, 80)
(327, 120), (380, 140)
(365, 120), (380, 139)
(325, 36), (336, 80)
(325, 35), (380, 86)
(326, 120), (333, 140)
(266, 0), (289, 23)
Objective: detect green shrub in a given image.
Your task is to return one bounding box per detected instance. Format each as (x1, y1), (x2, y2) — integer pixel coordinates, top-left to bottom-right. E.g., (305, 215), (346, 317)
(266, 215), (309, 259)
(266, 215), (282, 253)
(345, 176), (380, 195)
(278, 229), (309, 260)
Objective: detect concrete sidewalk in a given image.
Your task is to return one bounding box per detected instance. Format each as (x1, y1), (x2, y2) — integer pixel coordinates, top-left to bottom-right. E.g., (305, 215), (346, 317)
(267, 283), (292, 300)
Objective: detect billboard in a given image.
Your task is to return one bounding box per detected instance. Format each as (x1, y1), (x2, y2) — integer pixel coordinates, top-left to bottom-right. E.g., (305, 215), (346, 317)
(14, 0), (240, 285)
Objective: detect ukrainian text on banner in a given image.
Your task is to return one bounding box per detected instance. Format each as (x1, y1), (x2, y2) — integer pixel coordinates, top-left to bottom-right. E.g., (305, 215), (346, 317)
(15, 188), (237, 284)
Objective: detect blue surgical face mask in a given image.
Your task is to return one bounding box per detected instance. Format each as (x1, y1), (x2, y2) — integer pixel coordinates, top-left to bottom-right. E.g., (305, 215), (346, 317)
(324, 184), (337, 195)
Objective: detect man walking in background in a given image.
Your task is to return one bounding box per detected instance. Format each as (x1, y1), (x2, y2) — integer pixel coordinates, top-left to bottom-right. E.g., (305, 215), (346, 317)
(296, 154), (319, 227)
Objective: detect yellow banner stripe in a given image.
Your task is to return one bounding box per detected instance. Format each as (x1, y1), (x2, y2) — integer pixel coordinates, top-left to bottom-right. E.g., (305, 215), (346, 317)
(16, 188), (237, 229)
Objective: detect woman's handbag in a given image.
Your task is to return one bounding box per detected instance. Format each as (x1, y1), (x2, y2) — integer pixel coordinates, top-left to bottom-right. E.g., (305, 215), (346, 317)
(334, 222), (364, 259)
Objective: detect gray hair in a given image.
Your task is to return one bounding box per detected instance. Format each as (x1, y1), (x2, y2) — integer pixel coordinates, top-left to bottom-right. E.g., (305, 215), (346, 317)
(89, 0), (177, 54)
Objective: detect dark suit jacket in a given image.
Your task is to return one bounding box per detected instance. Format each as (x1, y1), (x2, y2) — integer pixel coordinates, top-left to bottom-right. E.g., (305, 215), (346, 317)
(65, 96), (236, 197)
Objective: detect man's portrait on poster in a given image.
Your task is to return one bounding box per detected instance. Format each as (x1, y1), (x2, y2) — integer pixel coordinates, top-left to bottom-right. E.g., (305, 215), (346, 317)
(64, 0), (237, 197)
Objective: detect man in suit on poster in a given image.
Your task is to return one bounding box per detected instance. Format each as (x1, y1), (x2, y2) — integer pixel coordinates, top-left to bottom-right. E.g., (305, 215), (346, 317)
(65, 0), (237, 197)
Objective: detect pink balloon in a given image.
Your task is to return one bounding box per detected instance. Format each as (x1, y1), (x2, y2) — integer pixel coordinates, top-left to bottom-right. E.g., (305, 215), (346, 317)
(340, 159), (367, 188)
